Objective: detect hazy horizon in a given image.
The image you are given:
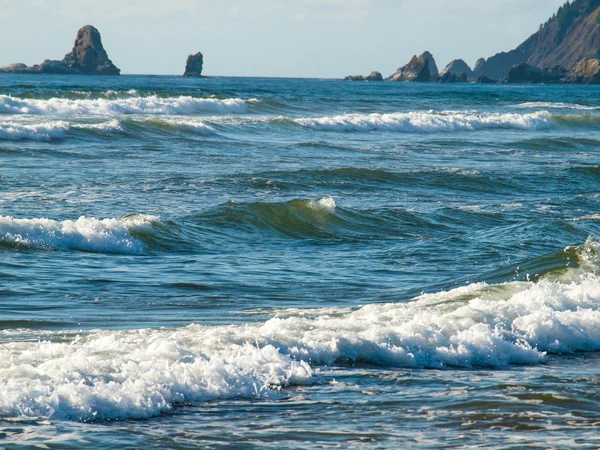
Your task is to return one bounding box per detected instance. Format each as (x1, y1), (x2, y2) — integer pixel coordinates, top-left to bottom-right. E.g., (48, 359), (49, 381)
(0, 0), (565, 77)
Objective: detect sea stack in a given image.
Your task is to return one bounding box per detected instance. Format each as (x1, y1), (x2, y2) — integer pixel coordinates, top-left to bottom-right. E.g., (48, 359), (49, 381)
(388, 55), (433, 82)
(62, 25), (120, 75)
(0, 25), (120, 75)
(440, 59), (473, 80)
(184, 52), (204, 77)
(562, 58), (600, 84)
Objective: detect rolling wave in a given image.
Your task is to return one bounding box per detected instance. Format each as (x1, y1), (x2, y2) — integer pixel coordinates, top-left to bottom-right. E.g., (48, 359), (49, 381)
(515, 102), (600, 111)
(0, 119), (122, 141)
(0, 214), (158, 254)
(294, 111), (552, 132)
(0, 94), (251, 116)
(2, 239), (600, 420)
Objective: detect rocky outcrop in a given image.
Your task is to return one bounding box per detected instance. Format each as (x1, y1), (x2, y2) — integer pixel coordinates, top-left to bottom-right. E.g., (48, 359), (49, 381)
(388, 55), (432, 82)
(419, 51), (439, 78)
(475, 75), (497, 84)
(473, 58), (486, 76)
(184, 52), (204, 77)
(439, 72), (468, 83)
(506, 63), (566, 84)
(440, 59), (473, 79)
(562, 58), (600, 84)
(476, 1), (600, 80)
(0, 25), (120, 75)
(345, 71), (383, 82)
(62, 26), (120, 74)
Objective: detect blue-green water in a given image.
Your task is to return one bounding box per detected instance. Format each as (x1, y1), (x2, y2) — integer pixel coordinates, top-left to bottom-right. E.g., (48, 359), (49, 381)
(1, 75), (600, 448)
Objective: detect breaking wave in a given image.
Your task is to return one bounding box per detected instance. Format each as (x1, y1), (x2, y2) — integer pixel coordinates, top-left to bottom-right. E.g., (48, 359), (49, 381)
(0, 214), (158, 254)
(0, 95), (250, 116)
(0, 120), (122, 141)
(294, 111), (552, 133)
(515, 102), (600, 111)
(2, 239), (600, 420)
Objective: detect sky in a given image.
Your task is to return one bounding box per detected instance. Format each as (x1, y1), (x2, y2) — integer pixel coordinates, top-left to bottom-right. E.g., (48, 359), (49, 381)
(0, 0), (566, 77)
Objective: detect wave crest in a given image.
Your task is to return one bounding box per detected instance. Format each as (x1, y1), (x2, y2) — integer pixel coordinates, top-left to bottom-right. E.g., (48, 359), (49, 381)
(0, 95), (250, 116)
(0, 214), (158, 254)
(295, 111), (552, 133)
(2, 263), (600, 420)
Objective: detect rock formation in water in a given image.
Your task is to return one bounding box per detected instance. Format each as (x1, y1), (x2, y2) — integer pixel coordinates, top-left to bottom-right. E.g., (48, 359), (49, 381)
(475, 0), (600, 80)
(0, 25), (120, 75)
(439, 72), (468, 83)
(506, 63), (567, 84)
(345, 71), (383, 82)
(388, 55), (433, 82)
(440, 59), (473, 80)
(562, 58), (600, 84)
(184, 52), (204, 77)
(419, 51), (439, 78)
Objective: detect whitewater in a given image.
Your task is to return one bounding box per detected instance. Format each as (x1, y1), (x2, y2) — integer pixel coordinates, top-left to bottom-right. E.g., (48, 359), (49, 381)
(2, 75), (600, 449)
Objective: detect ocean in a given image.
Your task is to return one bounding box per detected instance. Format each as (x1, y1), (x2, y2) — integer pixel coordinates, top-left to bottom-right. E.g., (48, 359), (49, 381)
(1, 75), (600, 449)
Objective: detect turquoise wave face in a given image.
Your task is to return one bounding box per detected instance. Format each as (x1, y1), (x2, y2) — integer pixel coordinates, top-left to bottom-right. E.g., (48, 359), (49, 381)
(2, 75), (600, 447)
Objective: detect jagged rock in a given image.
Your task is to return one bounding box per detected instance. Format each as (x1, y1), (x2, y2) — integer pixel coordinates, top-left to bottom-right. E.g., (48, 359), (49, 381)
(441, 59), (473, 79)
(344, 71), (383, 82)
(63, 25), (120, 74)
(0, 25), (119, 75)
(473, 58), (486, 76)
(475, 75), (496, 84)
(506, 62), (566, 83)
(419, 51), (439, 78)
(39, 59), (80, 74)
(184, 52), (204, 77)
(562, 58), (600, 84)
(438, 72), (467, 83)
(388, 55), (432, 82)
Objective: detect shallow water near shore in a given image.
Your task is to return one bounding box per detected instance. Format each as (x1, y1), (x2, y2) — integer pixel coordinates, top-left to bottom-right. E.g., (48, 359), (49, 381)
(2, 74), (600, 448)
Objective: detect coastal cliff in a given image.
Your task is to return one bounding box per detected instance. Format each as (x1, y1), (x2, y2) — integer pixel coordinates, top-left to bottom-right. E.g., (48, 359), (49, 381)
(475, 0), (600, 80)
(0, 25), (120, 75)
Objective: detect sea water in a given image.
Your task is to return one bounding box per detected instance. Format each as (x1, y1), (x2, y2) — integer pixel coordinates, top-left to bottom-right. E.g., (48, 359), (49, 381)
(1, 75), (600, 448)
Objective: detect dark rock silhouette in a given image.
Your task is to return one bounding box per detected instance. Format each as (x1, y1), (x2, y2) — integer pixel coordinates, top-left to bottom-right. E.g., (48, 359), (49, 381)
(184, 52), (204, 77)
(345, 71), (383, 82)
(62, 25), (120, 74)
(419, 51), (439, 78)
(475, 75), (497, 84)
(439, 72), (468, 83)
(506, 63), (566, 84)
(562, 58), (600, 84)
(388, 55), (432, 82)
(0, 25), (120, 75)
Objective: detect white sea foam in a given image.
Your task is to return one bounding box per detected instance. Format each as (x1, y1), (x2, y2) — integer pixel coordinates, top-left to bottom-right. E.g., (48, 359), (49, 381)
(306, 197), (336, 213)
(0, 214), (158, 254)
(0, 121), (69, 141)
(295, 111), (552, 133)
(515, 102), (600, 111)
(140, 118), (217, 135)
(0, 95), (249, 116)
(2, 265), (600, 421)
(0, 119), (122, 141)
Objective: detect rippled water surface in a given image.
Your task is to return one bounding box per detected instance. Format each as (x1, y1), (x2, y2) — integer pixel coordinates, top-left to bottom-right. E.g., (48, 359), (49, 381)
(2, 75), (600, 449)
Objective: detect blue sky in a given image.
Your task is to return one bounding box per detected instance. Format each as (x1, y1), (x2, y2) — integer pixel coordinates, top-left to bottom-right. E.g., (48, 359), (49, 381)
(0, 0), (566, 77)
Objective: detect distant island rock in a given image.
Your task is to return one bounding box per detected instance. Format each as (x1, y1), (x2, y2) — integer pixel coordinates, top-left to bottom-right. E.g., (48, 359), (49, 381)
(420, 51), (439, 78)
(440, 59), (473, 80)
(344, 71), (383, 82)
(0, 25), (120, 75)
(388, 54), (433, 82)
(184, 52), (204, 77)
